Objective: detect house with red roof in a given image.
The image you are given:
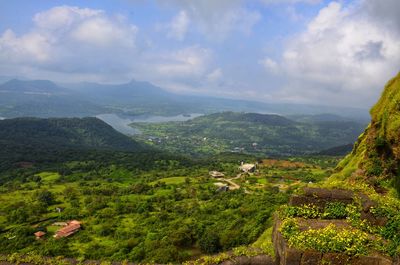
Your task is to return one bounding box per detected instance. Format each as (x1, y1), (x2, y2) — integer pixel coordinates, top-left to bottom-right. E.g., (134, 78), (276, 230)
(54, 220), (81, 238)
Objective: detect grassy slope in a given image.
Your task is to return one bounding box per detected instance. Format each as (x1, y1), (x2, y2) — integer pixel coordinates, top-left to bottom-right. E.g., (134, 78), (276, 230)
(334, 72), (400, 190)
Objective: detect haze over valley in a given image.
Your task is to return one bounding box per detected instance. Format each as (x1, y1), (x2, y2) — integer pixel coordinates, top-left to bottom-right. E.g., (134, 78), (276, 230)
(0, 1), (399, 264)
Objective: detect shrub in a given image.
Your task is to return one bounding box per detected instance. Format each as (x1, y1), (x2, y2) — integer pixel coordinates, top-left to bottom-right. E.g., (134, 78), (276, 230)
(322, 202), (347, 219)
(287, 224), (372, 256)
(199, 230), (221, 254)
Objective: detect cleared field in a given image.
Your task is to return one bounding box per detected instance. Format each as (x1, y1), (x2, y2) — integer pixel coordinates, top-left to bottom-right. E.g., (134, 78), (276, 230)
(150, 176), (187, 185)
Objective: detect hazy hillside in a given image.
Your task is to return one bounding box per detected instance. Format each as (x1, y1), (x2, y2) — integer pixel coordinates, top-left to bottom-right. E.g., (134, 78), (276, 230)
(0, 78), (369, 121)
(0, 117), (143, 169)
(0, 79), (105, 118)
(131, 111), (365, 156)
(65, 80), (370, 119)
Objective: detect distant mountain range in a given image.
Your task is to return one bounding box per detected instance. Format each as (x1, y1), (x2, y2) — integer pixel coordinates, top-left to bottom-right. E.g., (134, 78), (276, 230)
(0, 78), (369, 122)
(0, 79), (105, 117)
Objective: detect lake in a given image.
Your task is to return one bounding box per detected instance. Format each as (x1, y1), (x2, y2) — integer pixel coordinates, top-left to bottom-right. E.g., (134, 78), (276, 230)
(96, 113), (202, 135)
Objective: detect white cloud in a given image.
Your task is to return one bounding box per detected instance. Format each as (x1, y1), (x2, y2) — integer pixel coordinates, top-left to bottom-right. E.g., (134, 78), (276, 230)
(166, 10), (190, 41)
(260, 1), (400, 107)
(260, 0), (322, 4)
(0, 29), (51, 63)
(33, 6), (103, 30)
(0, 6), (138, 76)
(259, 58), (279, 74)
(207, 68), (223, 83)
(136, 46), (214, 91)
(153, 46), (212, 78)
(160, 0), (261, 40)
(0, 5), (217, 90)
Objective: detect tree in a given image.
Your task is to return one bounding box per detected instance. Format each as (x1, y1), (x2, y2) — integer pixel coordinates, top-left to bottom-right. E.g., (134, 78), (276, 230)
(199, 229), (221, 254)
(35, 190), (55, 206)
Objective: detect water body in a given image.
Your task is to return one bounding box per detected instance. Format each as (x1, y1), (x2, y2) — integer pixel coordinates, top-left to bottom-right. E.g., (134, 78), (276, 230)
(0, 117), (5, 120)
(96, 113), (202, 135)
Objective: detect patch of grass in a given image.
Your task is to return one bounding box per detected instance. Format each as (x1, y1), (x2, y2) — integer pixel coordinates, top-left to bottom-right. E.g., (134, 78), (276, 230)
(36, 172), (60, 183)
(150, 176), (188, 185)
(252, 227), (274, 257)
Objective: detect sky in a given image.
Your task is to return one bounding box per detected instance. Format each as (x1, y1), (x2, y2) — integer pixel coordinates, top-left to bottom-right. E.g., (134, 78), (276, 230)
(0, 0), (399, 108)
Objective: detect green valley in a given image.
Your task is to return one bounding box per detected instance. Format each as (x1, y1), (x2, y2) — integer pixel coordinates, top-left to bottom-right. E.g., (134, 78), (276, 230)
(0, 116), (341, 263)
(1, 1), (399, 264)
(130, 112), (365, 157)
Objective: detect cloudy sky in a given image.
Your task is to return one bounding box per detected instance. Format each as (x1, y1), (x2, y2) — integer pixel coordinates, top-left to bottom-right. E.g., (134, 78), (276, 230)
(0, 0), (399, 108)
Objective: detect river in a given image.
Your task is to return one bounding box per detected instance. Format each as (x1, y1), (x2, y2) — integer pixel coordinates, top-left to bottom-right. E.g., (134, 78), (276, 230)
(96, 113), (202, 135)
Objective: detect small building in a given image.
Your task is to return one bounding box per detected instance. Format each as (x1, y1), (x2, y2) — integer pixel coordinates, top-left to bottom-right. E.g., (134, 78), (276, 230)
(209, 171), (225, 178)
(34, 231), (46, 239)
(239, 162), (256, 173)
(54, 220), (81, 239)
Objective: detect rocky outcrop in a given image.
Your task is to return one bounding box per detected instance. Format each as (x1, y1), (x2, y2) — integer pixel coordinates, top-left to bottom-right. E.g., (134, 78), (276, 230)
(219, 255), (275, 265)
(272, 187), (394, 265)
(272, 216), (393, 265)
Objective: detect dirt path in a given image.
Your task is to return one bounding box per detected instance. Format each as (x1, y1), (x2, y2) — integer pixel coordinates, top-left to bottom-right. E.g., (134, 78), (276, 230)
(218, 178), (240, 190)
(217, 174), (251, 193)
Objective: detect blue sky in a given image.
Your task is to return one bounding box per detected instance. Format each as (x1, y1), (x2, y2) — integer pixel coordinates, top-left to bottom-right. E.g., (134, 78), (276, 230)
(0, 0), (399, 107)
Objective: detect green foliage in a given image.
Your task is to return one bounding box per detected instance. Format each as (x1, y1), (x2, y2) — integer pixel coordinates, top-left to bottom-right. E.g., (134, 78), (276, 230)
(286, 224), (372, 256)
(279, 218), (300, 239)
(131, 112), (364, 157)
(323, 202), (348, 219)
(0, 149), (302, 263)
(280, 202), (349, 220)
(281, 204), (321, 219)
(199, 229), (221, 254)
(35, 190), (56, 206)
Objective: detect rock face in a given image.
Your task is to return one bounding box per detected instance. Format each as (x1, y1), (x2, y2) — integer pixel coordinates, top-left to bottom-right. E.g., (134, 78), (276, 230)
(290, 187), (354, 208)
(219, 255), (275, 265)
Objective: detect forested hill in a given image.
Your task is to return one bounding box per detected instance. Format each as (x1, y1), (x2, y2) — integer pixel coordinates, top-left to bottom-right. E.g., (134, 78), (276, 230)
(0, 117), (142, 151)
(203, 112), (296, 126)
(131, 111), (366, 156)
(0, 117), (144, 169)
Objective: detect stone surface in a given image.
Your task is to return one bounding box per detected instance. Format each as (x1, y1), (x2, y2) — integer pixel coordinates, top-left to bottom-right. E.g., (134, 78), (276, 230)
(282, 248), (302, 265)
(321, 253), (351, 265)
(303, 187), (332, 198)
(301, 251), (321, 265)
(219, 255), (275, 265)
(330, 189), (354, 200)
